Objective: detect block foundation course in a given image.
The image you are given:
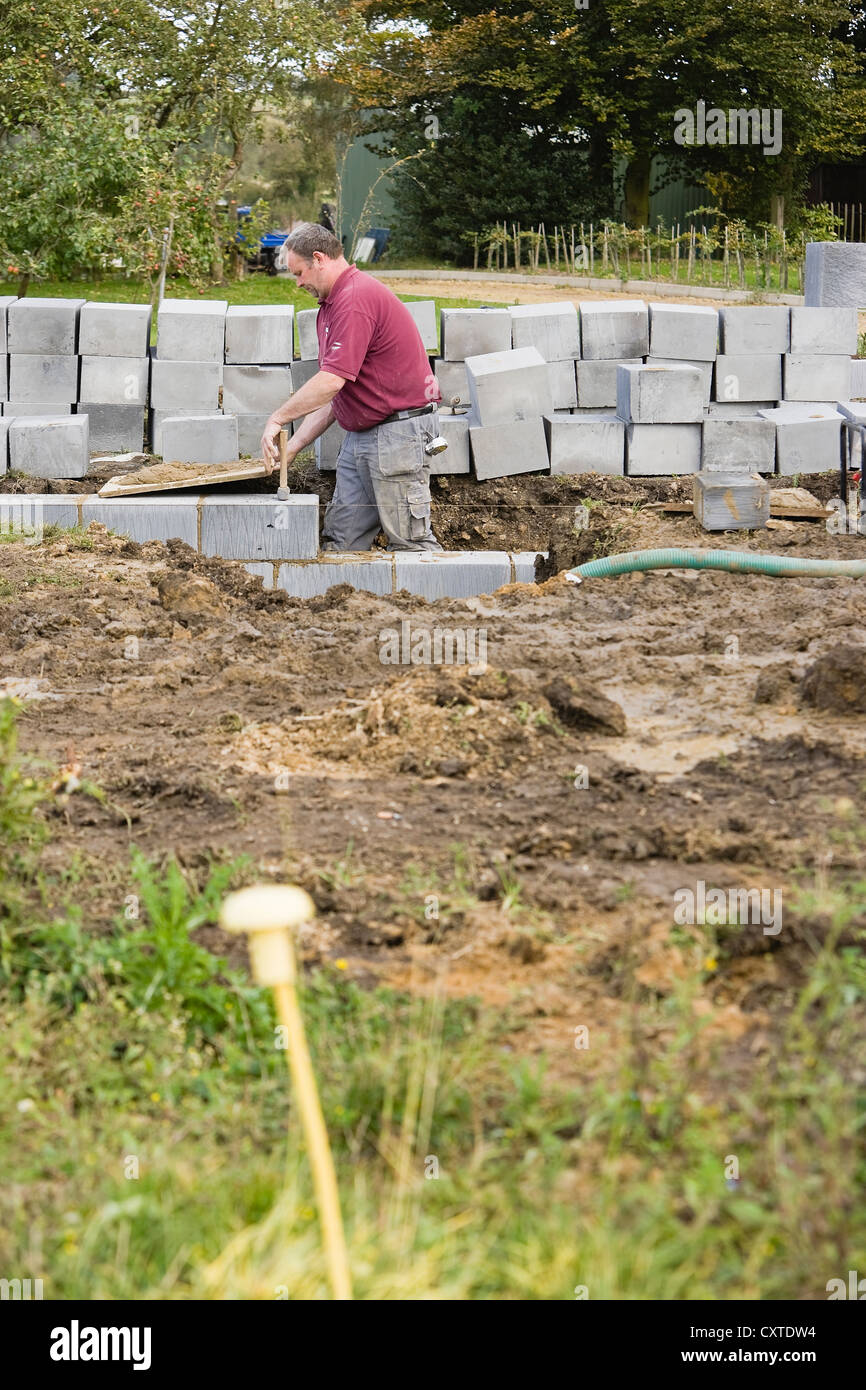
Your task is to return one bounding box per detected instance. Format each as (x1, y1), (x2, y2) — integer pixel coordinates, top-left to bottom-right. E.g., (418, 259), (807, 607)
(201, 495), (318, 561)
(270, 551), (546, 598)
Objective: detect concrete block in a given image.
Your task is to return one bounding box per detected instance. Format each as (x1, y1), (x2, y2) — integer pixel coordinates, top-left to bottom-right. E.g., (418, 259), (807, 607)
(0, 354), (7, 402)
(651, 358), (712, 407)
(719, 306), (789, 354)
(441, 308), (512, 361)
(276, 554), (393, 598)
(465, 346), (553, 426)
(230, 414), (270, 456)
(222, 365), (293, 415)
(296, 308), (319, 361)
(315, 422), (347, 470)
(575, 357), (641, 407)
(394, 550), (511, 599)
(430, 412), (470, 474)
(625, 423), (701, 476)
(0, 296), (16, 354)
(290, 358), (319, 392)
(9, 354), (79, 402)
(149, 408), (210, 456)
(201, 494), (319, 561)
(701, 417), (776, 473)
(835, 401), (866, 424)
(159, 414), (238, 464)
(402, 300), (438, 353)
(706, 401), (775, 418)
(150, 359), (222, 411)
(7, 297), (86, 354)
(509, 302), (580, 361)
(805, 242), (866, 308)
(757, 405), (843, 474)
(783, 355), (851, 402)
(79, 302), (152, 358)
(547, 359), (577, 409)
(156, 299), (228, 362)
(8, 415), (89, 478)
(79, 355), (148, 406)
(433, 358), (470, 407)
(851, 360), (866, 399)
(0, 493), (80, 533)
(469, 418), (550, 480)
(83, 495), (198, 545)
(77, 403), (145, 453)
(244, 562), (275, 590)
(0, 416), (7, 475)
(544, 412), (624, 475)
(579, 300), (648, 360)
(616, 364), (704, 424)
(3, 401), (73, 416)
(693, 472), (770, 531)
(789, 306), (858, 356)
(512, 552), (546, 583)
(648, 303), (718, 361)
(225, 305), (294, 364)
(714, 355), (782, 403)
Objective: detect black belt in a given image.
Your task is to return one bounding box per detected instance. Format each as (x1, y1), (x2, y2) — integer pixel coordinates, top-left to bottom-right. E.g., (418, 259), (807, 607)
(378, 403), (436, 426)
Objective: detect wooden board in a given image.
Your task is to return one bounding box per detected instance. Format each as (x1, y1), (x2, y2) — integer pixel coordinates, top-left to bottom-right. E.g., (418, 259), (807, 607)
(99, 459), (269, 497)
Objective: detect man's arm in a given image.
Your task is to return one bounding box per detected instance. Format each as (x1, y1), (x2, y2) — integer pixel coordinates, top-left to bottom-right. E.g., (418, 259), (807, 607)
(261, 370), (346, 466)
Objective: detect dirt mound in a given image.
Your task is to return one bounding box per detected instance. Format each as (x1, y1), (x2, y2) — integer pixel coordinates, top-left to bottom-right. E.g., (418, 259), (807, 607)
(801, 646), (866, 713)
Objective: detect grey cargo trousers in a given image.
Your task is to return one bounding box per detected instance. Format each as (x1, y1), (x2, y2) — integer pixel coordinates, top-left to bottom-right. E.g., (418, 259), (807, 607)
(321, 411), (442, 552)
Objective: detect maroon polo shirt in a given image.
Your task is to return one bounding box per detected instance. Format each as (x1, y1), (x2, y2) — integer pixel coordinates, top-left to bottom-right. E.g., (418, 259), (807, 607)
(316, 265), (440, 432)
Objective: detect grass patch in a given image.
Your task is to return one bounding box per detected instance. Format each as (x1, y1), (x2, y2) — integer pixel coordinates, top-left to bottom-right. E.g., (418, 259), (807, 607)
(1, 698), (864, 1299)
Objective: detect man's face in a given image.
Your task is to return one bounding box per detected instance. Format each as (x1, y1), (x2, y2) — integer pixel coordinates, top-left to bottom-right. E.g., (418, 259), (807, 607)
(286, 250), (326, 298)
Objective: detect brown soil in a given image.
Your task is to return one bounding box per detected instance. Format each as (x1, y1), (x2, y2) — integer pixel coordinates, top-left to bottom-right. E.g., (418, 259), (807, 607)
(3, 483), (866, 1066)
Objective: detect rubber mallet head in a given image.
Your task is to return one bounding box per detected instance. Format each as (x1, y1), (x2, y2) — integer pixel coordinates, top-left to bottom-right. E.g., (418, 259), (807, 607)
(220, 884), (316, 986)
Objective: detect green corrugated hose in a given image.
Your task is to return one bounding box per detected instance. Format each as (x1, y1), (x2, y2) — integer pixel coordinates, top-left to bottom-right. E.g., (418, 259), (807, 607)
(566, 548), (866, 583)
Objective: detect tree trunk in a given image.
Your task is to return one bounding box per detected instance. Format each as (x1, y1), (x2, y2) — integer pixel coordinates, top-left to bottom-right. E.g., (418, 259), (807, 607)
(16, 272), (30, 298)
(624, 152), (651, 228)
(770, 194), (785, 231)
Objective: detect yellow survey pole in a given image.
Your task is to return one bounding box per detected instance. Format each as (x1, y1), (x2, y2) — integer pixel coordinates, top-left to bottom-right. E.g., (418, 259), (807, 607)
(220, 885), (353, 1301)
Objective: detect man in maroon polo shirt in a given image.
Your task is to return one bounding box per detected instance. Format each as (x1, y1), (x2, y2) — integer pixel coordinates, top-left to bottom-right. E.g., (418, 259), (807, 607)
(261, 223), (442, 551)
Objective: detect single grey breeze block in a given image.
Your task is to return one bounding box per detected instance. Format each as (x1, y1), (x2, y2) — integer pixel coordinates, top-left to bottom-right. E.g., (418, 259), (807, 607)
(783, 355), (852, 403)
(394, 550), (512, 599)
(469, 417), (550, 480)
(648, 303), (718, 362)
(276, 555), (394, 599)
(222, 365), (293, 415)
(402, 300), (439, 353)
(701, 417), (776, 473)
(804, 241), (866, 309)
(78, 302), (152, 358)
(315, 421), (347, 471)
(150, 358), (222, 411)
(693, 472), (770, 531)
(788, 306), (858, 357)
(225, 304), (294, 364)
(579, 300), (648, 360)
(575, 357), (642, 408)
(430, 412), (470, 474)
(9, 354), (79, 403)
(82, 496), (198, 546)
(77, 403), (145, 454)
(509, 302), (580, 361)
(719, 305), (790, 354)
(296, 308), (320, 361)
(7, 297), (86, 355)
(156, 299), (228, 363)
(625, 423), (701, 476)
(757, 405), (842, 474)
(159, 413), (238, 464)
(440, 307), (512, 362)
(79, 355), (148, 407)
(714, 354), (783, 403)
(616, 363), (704, 424)
(544, 412), (624, 476)
(9, 414), (89, 478)
(465, 345), (553, 427)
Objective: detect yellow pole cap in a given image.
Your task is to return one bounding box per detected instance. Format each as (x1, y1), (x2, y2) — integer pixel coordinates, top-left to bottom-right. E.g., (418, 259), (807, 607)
(220, 885), (316, 987)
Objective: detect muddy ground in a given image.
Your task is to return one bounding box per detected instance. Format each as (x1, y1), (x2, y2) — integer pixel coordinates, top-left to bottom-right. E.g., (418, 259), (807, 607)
(3, 466), (866, 1073)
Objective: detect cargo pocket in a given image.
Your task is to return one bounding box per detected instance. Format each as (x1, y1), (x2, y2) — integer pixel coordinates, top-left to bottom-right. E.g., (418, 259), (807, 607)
(407, 481), (431, 540)
(377, 418), (425, 477)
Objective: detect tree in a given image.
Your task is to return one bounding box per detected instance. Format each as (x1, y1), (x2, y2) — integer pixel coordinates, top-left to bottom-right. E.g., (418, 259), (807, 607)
(0, 0), (359, 286)
(339, 0), (866, 240)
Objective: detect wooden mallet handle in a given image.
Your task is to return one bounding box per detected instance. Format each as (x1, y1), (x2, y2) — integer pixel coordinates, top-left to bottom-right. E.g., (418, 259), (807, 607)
(279, 429), (288, 493)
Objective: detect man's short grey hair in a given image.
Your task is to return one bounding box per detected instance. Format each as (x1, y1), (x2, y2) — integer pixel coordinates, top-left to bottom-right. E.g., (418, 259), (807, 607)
(284, 222), (343, 261)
